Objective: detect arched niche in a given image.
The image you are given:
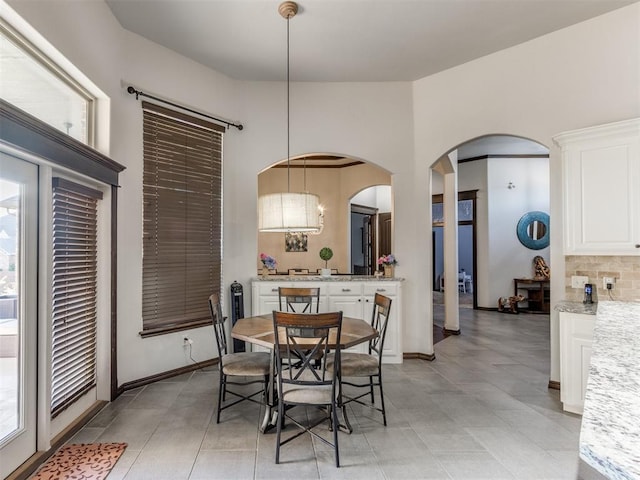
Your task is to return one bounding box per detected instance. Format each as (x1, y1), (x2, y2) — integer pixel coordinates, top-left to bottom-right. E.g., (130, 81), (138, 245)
(257, 154), (391, 274)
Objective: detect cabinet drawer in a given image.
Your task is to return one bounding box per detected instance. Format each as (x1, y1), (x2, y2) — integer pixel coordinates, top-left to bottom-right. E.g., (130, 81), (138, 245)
(327, 283), (362, 296)
(258, 283), (284, 296)
(363, 283), (397, 296)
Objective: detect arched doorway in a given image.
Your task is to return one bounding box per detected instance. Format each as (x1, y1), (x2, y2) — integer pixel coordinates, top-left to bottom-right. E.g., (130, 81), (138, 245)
(430, 135), (550, 340)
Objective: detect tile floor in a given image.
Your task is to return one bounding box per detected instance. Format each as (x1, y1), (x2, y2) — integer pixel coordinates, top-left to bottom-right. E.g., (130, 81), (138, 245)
(68, 308), (586, 479)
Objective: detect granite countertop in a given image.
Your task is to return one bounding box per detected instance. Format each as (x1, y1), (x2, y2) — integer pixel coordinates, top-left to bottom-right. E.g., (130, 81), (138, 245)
(579, 300), (640, 480)
(253, 275), (404, 282)
(555, 300), (598, 315)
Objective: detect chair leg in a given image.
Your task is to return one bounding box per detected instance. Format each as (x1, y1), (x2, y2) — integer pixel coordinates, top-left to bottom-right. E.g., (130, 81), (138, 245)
(275, 400), (284, 464)
(216, 373), (225, 424)
(263, 374), (269, 403)
(332, 404), (340, 467)
(378, 373), (387, 426)
(369, 375), (375, 403)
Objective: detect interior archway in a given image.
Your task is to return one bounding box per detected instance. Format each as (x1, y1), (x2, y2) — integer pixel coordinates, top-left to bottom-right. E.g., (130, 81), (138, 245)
(429, 135), (550, 342)
(257, 154), (391, 275)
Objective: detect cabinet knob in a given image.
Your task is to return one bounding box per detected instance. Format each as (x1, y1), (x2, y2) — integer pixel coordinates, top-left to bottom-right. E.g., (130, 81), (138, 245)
(376, 288), (386, 292)
(271, 288), (278, 292)
(342, 288), (351, 292)
(358, 298), (361, 302)
(366, 299), (370, 302)
(636, 244), (640, 248)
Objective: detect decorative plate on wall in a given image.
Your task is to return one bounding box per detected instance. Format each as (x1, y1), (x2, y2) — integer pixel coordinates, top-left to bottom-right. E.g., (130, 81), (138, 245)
(516, 211), (550, 250)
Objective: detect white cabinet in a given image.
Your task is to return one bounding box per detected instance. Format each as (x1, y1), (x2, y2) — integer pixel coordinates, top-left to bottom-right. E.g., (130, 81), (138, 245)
(554, 118), (640, 255)
(256, 282), (283, 314)
(251, 279), (403, 363)
(559, 312), (596, 414)
(327, 283), (368, 354)
(327, 283), (364, 317)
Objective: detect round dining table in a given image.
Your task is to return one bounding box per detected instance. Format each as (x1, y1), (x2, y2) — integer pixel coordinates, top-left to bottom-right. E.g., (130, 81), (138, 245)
(231, 313), (378, 433)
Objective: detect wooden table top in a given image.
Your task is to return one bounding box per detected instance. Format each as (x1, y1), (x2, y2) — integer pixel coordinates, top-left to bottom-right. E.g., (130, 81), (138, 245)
(231, 314), (378, 350)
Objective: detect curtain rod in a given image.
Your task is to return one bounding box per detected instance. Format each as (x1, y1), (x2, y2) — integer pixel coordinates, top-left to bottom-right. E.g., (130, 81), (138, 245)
(126, 86), (243, 131)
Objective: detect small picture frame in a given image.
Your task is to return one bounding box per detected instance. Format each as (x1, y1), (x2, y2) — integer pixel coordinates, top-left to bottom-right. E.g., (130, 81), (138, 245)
(285, 232), (308, 252)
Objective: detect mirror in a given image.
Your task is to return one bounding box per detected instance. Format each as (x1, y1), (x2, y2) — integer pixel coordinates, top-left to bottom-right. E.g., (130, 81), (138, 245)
(517, 211), (550, 250)
(527, 220), (546, 240)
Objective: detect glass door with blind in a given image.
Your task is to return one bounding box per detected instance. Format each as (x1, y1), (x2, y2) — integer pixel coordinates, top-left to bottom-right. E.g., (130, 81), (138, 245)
(0, 152), (38, 479)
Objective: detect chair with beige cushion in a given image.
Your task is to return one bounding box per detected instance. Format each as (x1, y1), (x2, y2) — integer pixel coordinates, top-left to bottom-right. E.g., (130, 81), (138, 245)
(332, 293), (392, 429)
(208, 293), (271, 423)
(272, 310), (343, 467)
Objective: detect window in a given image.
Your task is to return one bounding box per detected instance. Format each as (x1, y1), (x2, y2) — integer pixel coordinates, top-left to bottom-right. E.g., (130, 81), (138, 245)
(141, 102), (223, 336)
(0, 21), (94, 145)
(51, 178), (102, 417)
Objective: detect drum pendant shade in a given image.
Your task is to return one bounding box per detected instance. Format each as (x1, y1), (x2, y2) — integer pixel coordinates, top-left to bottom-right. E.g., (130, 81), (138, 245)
(258, 192), (321, 232)
(257, 2), (322, 234)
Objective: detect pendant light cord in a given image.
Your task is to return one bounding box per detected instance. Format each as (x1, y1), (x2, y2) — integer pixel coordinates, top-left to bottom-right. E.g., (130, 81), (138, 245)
(286, 15), (291, 193)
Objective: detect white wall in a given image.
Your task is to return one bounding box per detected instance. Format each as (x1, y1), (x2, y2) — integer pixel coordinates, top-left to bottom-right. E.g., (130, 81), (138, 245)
(486, 157), (550, 306)
(8, 0), (639, 391)
(414, 3), (639, 379)
(6, 0), (414, 383)
(230, 79), (413, 336)
(351, 185), (391, 212)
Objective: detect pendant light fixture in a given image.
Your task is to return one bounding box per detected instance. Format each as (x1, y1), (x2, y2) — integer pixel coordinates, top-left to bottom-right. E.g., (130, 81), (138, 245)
(258, 1), (323, 233)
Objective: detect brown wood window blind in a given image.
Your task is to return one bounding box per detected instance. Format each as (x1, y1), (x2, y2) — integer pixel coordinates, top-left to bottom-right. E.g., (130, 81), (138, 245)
(51, 177), (103, 417)
(141, 101), (223, 336)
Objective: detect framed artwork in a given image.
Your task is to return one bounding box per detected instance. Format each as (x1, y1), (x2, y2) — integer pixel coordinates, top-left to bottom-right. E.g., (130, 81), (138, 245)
(285, 232), (308, 252)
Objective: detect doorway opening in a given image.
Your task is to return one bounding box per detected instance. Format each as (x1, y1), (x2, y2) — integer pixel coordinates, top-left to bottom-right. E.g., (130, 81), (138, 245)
(349, 185), (392, 275)
(351, 204), (376, 275)
(430, 135), (550, 343)
(432, 190), (478, 309)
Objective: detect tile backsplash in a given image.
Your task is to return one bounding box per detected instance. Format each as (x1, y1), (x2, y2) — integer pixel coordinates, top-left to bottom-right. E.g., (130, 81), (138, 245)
(565, 256), (640, 302)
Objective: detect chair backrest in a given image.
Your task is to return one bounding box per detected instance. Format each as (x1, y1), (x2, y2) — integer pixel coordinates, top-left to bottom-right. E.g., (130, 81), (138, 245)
(272, 311), (343, 399)
(369, 293), (392, 360)
(208, 293), (228, 357)
(288, 268), (309, 275)
(353, 265), (368, 275)
(317, 268), (339, 274)
(278, 287), (320, 313)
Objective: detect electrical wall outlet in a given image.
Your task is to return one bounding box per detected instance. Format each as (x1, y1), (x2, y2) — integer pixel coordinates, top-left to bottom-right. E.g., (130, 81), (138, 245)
(602, 277), (615, 289)
(571, 275), (589, 289)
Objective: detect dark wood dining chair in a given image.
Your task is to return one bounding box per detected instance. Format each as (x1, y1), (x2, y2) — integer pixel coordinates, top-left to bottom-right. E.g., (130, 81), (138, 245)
(317, 268), (339, 274)
(278, 287), (320, 313)
(208, 294), (271, 423)
(330, 293), (392, 430)
(287, 268), (309, 275)
(272, 310), (343, 467)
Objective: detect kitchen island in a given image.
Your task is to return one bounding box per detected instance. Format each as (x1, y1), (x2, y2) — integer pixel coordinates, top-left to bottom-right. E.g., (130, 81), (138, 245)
(580, 301), (640, 480)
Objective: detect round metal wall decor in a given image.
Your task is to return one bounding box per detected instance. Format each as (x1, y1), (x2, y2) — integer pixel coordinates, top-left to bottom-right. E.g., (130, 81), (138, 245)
(516, 211), (550, 250)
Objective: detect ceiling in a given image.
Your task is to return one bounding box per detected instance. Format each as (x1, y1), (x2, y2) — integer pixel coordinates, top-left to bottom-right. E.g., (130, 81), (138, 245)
(105, 0), (635, 82)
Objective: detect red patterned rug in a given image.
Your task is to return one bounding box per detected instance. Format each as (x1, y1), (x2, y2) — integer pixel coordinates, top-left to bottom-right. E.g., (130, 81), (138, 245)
(31, 443), (127, 480)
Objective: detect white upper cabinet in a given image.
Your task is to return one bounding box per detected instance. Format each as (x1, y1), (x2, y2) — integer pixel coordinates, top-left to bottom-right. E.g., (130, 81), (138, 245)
(554, 118), (640, 255)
